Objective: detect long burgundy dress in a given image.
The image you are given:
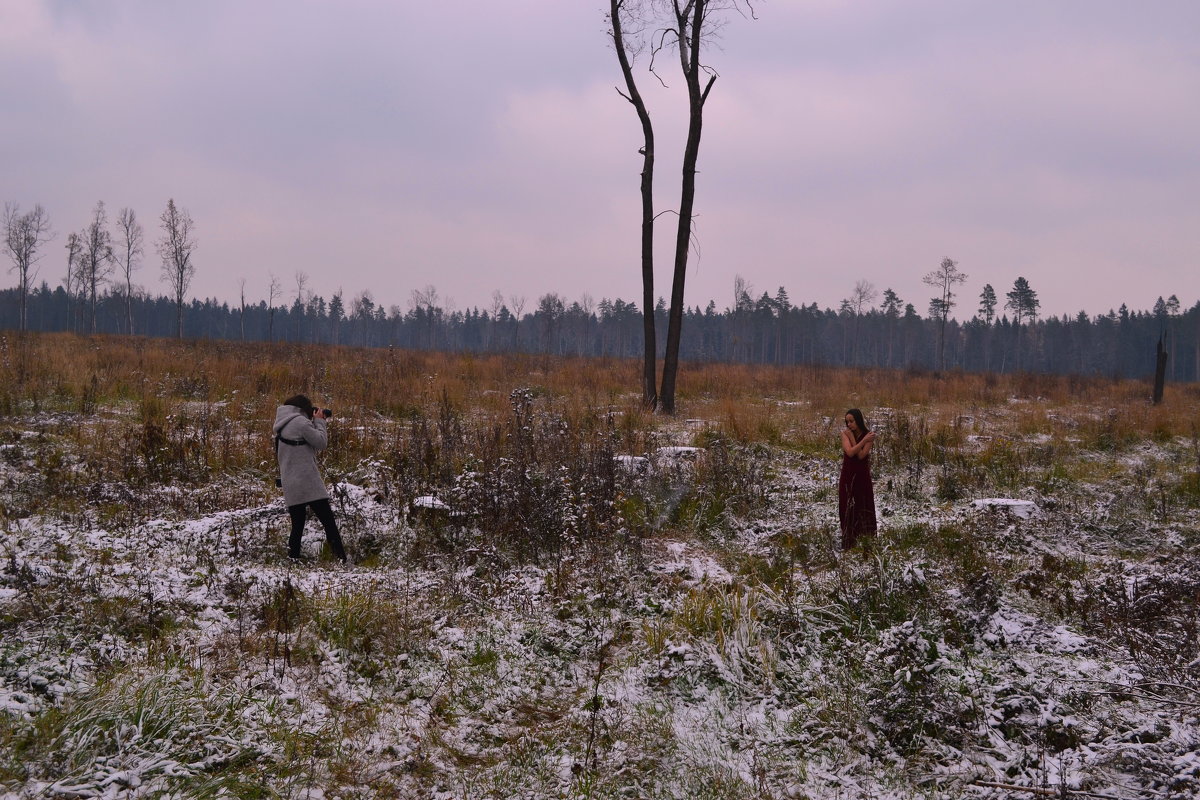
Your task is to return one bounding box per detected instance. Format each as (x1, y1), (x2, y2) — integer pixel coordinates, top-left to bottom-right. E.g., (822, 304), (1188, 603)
(839, 434), (877, 550)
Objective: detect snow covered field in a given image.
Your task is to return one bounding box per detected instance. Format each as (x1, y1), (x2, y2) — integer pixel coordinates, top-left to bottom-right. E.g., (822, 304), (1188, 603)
(1, 341), (1198, 799)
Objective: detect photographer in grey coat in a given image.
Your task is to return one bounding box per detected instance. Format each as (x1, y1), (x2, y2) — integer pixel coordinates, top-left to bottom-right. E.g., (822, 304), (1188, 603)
(273, 394), (348, 563)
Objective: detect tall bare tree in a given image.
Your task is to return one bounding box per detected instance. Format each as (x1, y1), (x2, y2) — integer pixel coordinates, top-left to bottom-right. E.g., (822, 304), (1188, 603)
(610, 0), (754, 413)
(238, 278), (247, 341)
(510, 294), (526, 350)
(294, 271), (310, 341)
(577, 292), (596, 356)
(660, 0), (717, 413)
(157, 199), (197, 339)
(609, 0), (659, 409)
(267, 272), (281, 342)
(923, 257), (967, 371)
(536, 292), (565, 354)
(3, 203), (54, 332)
(411, 284), (440, 349)
(730, 274), (754, 361)
(115, 207), (144, 335)
(77, 201), (115, 334)
(848, 279), (878, 366)
(63, 232), (82, 332)
(489, 289), (506, 351)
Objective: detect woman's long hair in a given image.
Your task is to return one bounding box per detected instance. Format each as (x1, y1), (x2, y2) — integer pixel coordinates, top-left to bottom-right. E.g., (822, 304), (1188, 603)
(845, 408), (869, 439)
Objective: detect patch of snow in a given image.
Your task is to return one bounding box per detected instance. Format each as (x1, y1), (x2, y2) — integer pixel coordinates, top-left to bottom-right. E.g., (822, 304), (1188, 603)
(412, 495), (450, 511)
(656, 541), (733, 585)
(613, 455), (650, 473)
(973, 498), (1038, 519)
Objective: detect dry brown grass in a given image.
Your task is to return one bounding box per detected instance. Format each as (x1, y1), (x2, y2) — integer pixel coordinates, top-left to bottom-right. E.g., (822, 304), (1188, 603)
(2, 331), (1196, 441)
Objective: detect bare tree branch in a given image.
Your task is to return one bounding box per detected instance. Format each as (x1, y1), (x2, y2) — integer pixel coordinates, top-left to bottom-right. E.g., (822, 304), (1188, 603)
(77, 201), (115, 334)
(116, 207), (143, 335)
(3, 203), (54, 332)
(157, 198), (197, 339)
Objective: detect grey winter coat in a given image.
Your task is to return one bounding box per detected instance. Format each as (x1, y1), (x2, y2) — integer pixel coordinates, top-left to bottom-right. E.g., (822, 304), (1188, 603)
(273, 405), (330, 507)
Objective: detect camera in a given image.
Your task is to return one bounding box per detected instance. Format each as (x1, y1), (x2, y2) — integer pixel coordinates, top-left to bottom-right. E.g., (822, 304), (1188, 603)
(321, 408), (333, 419)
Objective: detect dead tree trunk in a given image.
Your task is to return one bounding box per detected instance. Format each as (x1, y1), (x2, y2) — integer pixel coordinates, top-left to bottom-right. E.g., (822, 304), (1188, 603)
(659, 0), (717, 415)
(610, 0), (658, 410)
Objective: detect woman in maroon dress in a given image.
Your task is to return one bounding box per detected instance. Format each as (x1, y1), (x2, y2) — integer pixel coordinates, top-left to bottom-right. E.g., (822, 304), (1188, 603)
(839, 408), (877, 550)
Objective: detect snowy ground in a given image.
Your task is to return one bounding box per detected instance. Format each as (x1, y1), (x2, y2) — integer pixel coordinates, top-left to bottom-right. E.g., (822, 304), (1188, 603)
(2, 406), (1199, 799)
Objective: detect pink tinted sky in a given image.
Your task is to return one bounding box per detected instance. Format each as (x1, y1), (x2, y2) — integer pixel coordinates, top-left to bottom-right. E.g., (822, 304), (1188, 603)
(2, 0), (1198, 319)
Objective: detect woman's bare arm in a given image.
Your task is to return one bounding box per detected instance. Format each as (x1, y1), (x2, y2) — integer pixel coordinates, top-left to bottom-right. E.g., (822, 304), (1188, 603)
(842, 430), (875, 458)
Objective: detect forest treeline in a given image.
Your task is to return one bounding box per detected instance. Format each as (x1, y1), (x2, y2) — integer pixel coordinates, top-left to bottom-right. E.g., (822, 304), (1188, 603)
(2, 282), (1197, 382)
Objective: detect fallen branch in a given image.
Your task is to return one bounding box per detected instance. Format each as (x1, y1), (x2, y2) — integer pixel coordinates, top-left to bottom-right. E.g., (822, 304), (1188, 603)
(1085, 690), (1200, 709)
(973, 780), (1127, 799)
(1073, 678), (1200, 710)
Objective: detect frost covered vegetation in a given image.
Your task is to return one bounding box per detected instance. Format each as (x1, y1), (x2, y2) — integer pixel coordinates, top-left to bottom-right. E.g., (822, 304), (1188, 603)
(1, 332), (1199, 799)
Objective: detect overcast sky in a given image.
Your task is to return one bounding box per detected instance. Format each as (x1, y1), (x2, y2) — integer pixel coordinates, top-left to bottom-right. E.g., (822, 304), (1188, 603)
(3, 0), (1198, 319)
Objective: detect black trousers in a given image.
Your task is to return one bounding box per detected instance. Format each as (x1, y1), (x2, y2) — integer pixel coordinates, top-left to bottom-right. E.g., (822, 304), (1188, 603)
(287, 498), (347, 561)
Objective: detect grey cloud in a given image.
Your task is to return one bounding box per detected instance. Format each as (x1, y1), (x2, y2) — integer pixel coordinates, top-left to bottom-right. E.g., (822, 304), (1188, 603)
(2, 0), (1198, 316)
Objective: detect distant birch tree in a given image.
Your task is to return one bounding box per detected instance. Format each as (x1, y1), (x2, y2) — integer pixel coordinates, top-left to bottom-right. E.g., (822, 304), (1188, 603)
(157, 199), (197, 339)
(267, 272), (281, 342)
(3, 203), (53, 332)
(238, 278), (247, 340)
(63, 232), (82, 332)
(848, 279), (877, 366)
(411, 284), (440, 349)
(294, 271), (309, 341)
(489, 289), (506, 351)
(115, 207), (144, 335)
(510, 294), (526, 350)
(77, 201), (116, 334)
